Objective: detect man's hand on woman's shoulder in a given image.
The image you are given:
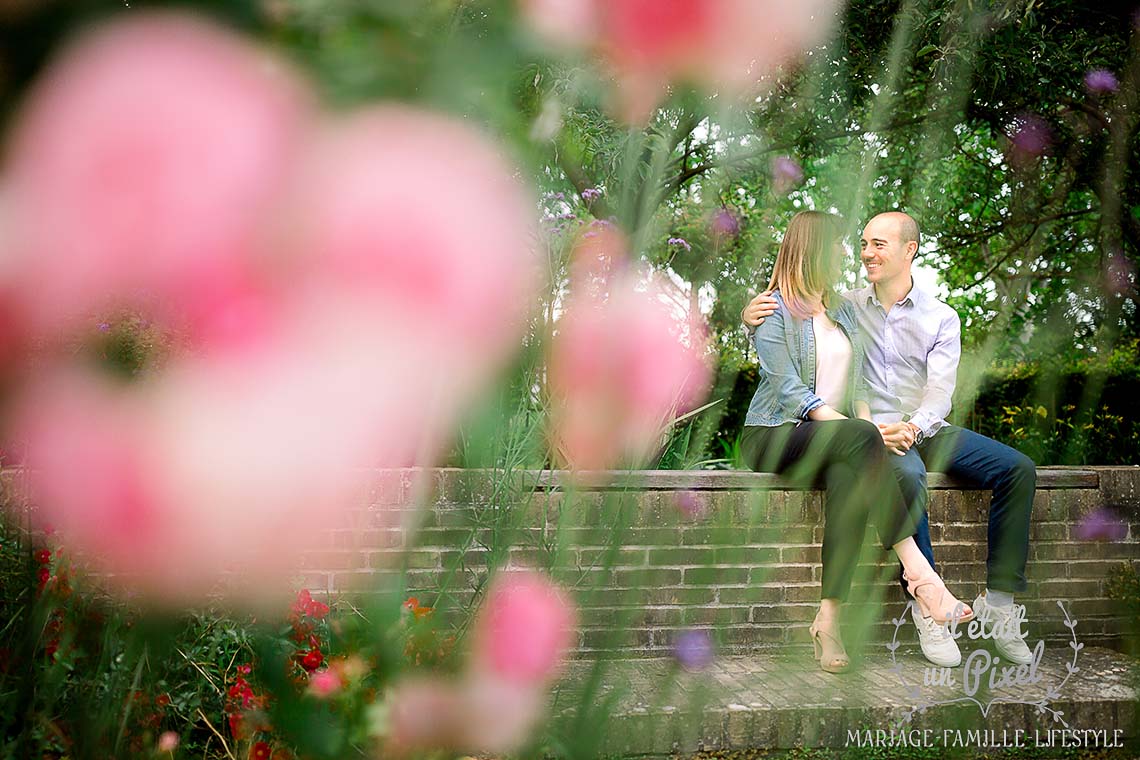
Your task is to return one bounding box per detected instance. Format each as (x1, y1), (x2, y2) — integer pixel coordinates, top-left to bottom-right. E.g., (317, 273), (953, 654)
(742, 290), (778, 327)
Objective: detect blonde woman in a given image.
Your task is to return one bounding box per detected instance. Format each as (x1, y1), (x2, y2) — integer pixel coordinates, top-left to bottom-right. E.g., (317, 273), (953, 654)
(740, 211), (972, 673)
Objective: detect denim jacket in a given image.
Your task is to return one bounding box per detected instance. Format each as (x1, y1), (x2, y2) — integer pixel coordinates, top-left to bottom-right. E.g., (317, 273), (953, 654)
(744, 290), (868, 426)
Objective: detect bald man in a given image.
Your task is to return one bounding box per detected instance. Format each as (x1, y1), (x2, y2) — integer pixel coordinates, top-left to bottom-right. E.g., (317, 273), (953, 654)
(743, 212), (1036, 669)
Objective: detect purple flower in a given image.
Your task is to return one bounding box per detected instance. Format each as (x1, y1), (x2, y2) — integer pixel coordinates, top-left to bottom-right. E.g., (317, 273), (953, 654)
(1009, 114), (1052, 159)
(581, 187), (603, 203)
(770, 155), (804, 194)
(674, 491), (709, 521)
(673, 629), (715, 671)
(710, 208), (741, 240)
(581, 218), (617, 239)
(1074, 507), (1128, 541)
(1085, 69), (1119, 95)
(667, 237), (691, 252)
(97, 322), (111, 333)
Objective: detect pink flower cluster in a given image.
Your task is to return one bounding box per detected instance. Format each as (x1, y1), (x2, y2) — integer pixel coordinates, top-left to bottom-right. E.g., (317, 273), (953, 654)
(0, 12), (539, 604)
(548, 227), (711, 471)
(386, 571), (576, 754)
(521, 0), (842, 121)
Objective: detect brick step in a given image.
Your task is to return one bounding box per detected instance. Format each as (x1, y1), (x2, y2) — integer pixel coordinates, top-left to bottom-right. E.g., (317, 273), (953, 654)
(552, 646), (1139, 754)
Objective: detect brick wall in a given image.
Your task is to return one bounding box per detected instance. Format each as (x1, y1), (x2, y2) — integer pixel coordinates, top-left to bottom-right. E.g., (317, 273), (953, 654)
(302, 466), (1140, 658)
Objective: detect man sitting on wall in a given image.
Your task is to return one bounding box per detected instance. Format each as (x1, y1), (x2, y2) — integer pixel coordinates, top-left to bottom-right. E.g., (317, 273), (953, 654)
(742, 211), (1037, 668)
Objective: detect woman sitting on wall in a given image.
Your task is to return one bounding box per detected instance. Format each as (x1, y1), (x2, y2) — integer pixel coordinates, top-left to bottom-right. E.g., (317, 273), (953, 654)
(739, 210), (972, 673)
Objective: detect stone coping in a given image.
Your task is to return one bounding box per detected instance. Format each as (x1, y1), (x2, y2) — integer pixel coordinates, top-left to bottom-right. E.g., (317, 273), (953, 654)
(501, 466), (1103, 491)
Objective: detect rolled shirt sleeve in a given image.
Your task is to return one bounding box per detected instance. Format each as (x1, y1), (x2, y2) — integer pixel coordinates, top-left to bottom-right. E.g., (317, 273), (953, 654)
(752, 305), (825, 421)
(906, 308), (960, 438)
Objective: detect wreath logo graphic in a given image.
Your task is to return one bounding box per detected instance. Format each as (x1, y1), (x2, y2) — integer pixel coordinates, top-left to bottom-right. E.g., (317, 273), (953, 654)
(887, 599), (1081, 727)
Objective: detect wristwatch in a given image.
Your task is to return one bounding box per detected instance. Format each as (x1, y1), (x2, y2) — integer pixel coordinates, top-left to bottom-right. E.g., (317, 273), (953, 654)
(902, 415), (925, 445)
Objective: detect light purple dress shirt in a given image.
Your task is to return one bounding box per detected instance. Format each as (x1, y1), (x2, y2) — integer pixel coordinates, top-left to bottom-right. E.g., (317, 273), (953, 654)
(844, 283), (961, 439)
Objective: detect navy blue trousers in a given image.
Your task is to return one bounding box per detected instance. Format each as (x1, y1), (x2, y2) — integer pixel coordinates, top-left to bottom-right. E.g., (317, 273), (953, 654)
(893, 425), (1036, 595)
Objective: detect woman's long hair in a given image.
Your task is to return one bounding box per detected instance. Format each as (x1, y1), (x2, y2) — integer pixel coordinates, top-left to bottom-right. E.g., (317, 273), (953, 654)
(766, 210), (844, 319)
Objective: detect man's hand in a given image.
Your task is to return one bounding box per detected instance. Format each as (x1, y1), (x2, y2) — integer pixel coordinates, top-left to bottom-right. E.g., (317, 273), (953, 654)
(742, 290), (778, 327)
(877, 422), (915, 456)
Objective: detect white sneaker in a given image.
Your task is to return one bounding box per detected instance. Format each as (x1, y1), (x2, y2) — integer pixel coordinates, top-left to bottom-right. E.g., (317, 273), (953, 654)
(911, 603), (962, 667)
(972, 593), (1034, 666)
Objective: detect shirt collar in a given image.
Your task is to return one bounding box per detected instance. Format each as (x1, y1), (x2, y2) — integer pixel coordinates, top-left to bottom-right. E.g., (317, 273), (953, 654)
(863, 279), (922, 308)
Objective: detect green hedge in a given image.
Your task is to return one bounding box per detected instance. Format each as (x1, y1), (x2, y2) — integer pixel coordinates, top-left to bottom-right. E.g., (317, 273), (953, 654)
(714, 361), (1140, 467)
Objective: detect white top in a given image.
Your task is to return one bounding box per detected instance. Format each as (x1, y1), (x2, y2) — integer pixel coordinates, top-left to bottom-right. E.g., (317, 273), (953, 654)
(813, 312), (852, 409)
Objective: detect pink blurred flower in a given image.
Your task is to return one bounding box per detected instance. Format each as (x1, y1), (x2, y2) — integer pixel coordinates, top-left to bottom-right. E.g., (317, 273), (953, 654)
(1074, 507), (1128, 542)
(7, 354), (410, 603)
(1084, 68), (1119, 95)
(1009, 113), (1052, 164)
(471, 571), (576, 685)
(308, 669), (343, 698)
(1, 11), (312, 339)
(675, 491), (709, 521)
(709, 208), (741, 240)
(673, 629), (715, 671)
(386, 675), (544, 755)
(771, 155), (805, 194)
(275, 106), (539, 384)
(549, 237), (711, 470)
(521, 0), (842, 121)
(157, 732), (180, 752)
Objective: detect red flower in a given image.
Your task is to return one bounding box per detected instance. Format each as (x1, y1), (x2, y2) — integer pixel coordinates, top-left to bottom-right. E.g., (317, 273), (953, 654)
(290, 589), (314, 620)
(300, 648), (323, 672)
(250, 740), (271, 760)
(237, 663), (252, 675)
(36, 567), (50, 590)
(306, 598), (330, 619)
(155, 693), (171, 708)
(34, 549), (52, 564)
(403, 596), (432, 619)
(290, 619), (313, 643)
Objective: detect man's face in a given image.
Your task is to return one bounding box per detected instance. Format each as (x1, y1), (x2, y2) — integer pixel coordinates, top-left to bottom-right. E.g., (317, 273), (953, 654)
(859, 216), (913, 285)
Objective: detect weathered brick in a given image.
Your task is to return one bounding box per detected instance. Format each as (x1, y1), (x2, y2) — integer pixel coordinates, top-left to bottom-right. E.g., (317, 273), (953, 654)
(749, 525), (815, 543)
(684, 567), (749, 585)
(681, 606), (751, 625)
(782, 584), (821, 602)
(648, 547), (715, 566)
(717, 585), (784, 604)
(300, 550), (364, 571)
(683, 526), (746, 546)
(941, 522), (987, 541)
(778, 545), (821, 564)
(577, 547), (649, 566)
(616, 568), (684, 587)
(750, 604), (817, 623)
(331, 571), (396, 592)
(750, 565), (813, 584)
(580, 627), (652, 649)
(1029, 521), (1067, 540)
(715, 546), (779, 564)
(642, 586), (717, 606)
